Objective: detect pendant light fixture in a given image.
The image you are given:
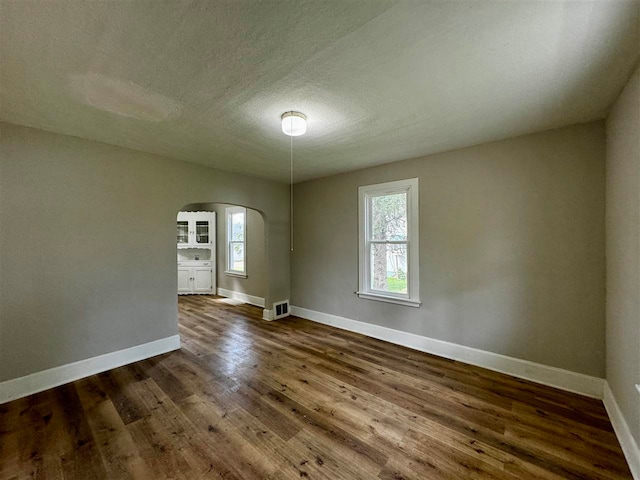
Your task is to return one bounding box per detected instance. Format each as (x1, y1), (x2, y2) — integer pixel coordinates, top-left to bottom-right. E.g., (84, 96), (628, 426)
(281, 111), (307, 252)
(281, 111), (307, 136)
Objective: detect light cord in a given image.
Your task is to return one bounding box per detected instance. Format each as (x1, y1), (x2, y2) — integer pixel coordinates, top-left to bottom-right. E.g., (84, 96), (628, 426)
(290, 115), (294, 252)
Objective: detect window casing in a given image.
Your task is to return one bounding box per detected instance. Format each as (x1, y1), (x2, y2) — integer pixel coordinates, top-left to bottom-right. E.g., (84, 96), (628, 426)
(358, 178), (420, 307)
(225, 206), (247, 277)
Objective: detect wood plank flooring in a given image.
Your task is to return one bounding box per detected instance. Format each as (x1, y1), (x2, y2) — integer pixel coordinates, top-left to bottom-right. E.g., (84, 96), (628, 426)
(0, 295), (631, 479)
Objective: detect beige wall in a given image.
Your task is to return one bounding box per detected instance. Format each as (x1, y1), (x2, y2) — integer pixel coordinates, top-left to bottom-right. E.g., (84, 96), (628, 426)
(292, 122), (606, 377)
(186, 203), (267, 300)
(606, 65), (640, 444)
(0, 122), (289, 383)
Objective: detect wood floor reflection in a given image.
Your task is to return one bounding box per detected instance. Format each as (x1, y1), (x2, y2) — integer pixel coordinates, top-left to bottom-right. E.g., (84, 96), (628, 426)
(0, 295), (631, 479)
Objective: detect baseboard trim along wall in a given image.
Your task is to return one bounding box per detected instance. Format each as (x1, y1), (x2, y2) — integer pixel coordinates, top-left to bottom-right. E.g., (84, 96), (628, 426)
(603, 382), (640, 480)
(0, 335), (181, 405)
(290, 306), (605, 399)
(217, 287), (266, 308)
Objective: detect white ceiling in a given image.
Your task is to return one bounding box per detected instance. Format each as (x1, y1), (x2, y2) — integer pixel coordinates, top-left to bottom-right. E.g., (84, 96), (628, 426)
(1, 1), (638, 182)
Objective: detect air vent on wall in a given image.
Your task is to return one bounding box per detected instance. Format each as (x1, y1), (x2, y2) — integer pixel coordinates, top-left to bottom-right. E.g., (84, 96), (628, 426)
(273, 300), (290, 319)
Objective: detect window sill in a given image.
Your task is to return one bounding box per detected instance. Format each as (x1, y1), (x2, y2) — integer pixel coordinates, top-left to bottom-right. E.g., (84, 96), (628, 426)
(356, 291), (421, 308)
(224, 271), (247, 279)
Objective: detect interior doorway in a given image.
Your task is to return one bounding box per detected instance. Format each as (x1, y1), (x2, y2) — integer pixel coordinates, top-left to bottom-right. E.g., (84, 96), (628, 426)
(177, 202), (268, 309)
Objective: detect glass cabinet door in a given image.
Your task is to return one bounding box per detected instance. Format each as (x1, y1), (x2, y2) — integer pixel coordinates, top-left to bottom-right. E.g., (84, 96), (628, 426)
(177, 221), (189, 244)
(195, 220), (210, 244)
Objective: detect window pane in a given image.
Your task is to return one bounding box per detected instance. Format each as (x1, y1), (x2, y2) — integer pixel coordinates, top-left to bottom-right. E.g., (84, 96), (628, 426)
(231, 213), (245, 241)
(231, 242), (245, 272)
(371, 193), (407, 241)
(370, 243), (407, 293)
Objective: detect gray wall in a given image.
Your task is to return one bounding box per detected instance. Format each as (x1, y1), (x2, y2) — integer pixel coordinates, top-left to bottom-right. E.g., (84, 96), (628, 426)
(606, 65), (640, 444)
(292, 122), (606, 377)
(186, 203), (267, 300)
(0, 122), (289, 383)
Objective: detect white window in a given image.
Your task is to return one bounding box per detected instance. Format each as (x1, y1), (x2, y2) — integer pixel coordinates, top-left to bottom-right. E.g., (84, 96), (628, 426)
(225, 206), (247, 277)
(358, 178), (420, 307)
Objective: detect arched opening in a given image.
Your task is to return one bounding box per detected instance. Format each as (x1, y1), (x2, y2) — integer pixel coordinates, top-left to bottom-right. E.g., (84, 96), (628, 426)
(175, 201), (270, 328)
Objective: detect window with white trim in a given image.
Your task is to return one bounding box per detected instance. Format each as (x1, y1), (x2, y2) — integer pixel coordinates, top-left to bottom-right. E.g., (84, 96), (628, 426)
(225, 206), (246, 277)
(358, 178), (420, 307)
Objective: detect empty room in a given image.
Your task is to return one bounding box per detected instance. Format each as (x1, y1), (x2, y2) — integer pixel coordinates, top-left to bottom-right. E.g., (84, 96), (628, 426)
(1, 1), (639, 479)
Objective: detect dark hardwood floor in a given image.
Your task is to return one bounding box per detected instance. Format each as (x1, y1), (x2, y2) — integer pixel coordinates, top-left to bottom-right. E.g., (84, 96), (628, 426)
(0, 295), (631, 479)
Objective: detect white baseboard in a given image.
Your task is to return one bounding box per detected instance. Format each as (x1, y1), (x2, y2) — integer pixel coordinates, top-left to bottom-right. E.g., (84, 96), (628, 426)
(604, 382), (640, 479)
(290, 306), (604, 399)
(217, 287), (265, 308)
(262, 309), (273, 321)
(0, 335), (181, 405)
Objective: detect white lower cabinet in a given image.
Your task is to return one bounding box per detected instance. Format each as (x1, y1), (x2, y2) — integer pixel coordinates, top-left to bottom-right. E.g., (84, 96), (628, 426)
(193, 267), (213, 293)
(177, 268), (192, 293)
(177, 261), (214, 294)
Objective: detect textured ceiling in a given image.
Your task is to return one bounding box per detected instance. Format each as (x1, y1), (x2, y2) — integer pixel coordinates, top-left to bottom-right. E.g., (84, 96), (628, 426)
(1, 1), (639, 182)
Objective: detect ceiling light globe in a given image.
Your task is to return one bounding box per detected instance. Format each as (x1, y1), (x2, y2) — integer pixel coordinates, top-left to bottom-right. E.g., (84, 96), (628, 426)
(281, 111), (307, 136)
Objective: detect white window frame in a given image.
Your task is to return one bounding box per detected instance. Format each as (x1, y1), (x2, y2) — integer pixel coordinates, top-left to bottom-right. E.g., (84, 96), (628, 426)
(225, 206), (247, 278)
(357, 178), (420, 307)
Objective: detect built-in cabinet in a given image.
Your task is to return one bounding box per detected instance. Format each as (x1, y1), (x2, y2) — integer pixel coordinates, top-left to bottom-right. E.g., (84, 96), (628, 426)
(178, 260), (214, 294)
(177, 212), (213, 247)
(177, 212), (216, 295)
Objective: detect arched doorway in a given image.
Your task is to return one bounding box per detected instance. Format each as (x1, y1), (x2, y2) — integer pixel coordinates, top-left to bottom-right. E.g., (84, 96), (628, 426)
(177, 202), (269, 316)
